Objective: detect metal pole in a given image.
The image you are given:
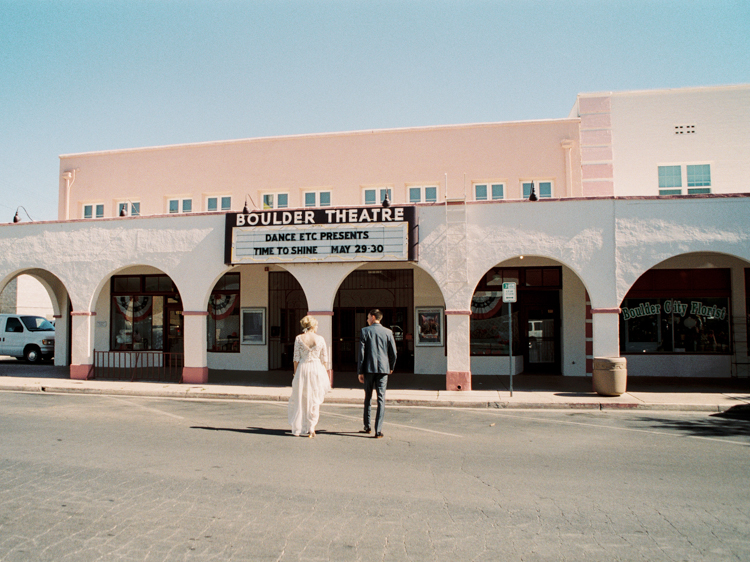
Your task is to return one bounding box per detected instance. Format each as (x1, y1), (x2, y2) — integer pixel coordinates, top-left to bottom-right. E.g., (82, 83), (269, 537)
(509, 301), (513, 397)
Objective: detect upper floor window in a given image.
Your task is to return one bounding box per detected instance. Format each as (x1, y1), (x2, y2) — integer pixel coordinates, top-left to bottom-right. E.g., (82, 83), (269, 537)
(83, 203), (105, 219)
(687, 164), (711, 189)
(304, 191), (331, 207)
(522, 181), (552, 199)
(474, 183), (504, 201)
(364, 188), (392, 205)
(168, 198), (192, 214)
(658, 164), (711, 195)
(207, 196), (232, 212)
(409, 186), (438, 204)
(118, 202), (140, 217)
(263, 193), (288, 209)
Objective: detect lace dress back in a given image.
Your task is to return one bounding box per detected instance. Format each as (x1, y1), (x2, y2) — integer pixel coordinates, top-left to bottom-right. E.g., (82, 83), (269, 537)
(288, 333), (331, 436)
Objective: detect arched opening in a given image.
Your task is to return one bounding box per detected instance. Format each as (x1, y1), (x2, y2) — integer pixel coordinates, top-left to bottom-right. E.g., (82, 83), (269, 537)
(332, 267), (414, 372)
(267, 270), (308, 371)
(619, 252), (750, 378)
(470, 257), (591, 378)
(92, 266), (184, 381)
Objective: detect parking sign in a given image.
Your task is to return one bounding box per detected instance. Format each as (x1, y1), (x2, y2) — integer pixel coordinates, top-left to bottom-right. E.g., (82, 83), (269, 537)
(502, 282), (517, 303)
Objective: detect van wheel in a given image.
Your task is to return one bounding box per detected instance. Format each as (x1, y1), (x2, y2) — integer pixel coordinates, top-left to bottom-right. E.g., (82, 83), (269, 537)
(24, 346), (41, 363)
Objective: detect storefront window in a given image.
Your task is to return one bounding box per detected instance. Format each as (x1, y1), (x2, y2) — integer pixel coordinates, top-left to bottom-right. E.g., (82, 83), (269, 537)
(110, 274), (178, 351)
(620, 269), (731, 354)
(208, 272), (240, 352)
(470, 267), (559, 356)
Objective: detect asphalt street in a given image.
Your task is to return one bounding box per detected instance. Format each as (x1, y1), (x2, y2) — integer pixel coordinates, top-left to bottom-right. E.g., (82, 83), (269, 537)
(1, 391), (749, 561)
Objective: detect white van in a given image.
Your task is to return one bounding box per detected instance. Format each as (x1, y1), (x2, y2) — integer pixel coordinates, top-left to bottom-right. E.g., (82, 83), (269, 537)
(0, 314), (55, 362)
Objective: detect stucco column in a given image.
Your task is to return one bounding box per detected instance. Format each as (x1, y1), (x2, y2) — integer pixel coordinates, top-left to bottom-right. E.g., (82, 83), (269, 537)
(182, 311), (208, 384)
(591, 308), (621, 358)
(306, 310), (333, 366)
(70, 311), (95, 379)
(446, 310), (471, 390)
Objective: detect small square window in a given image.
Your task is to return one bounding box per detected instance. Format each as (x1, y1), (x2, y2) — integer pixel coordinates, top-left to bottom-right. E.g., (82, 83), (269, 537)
(687, 164), (711, 187)
(263, 194), (274, 209)
(131, 202), (140, 216)
(364, 189), (376, 205)
(319, 192), (331, 206)
(539, 182), (552, 198)
(83, 205), (93, 219)
(410, 187), (422, 203)
(118, 202), (127, 216)
(169, 200), (179, 213)
(688, 188), (711, 195)
(304, 192), (316, 207)
(425, 186), (437, 203)
(491, 184), (504, 200)
(380, 188), (391, 203)
(277, 193), (288, 208)
(207, 197), (218, 212)
(475, 184), (488, 201)
(95, 204), (104, 218)
(221, 196), (231, 211)
(658, 165), (682, 188)
(182, 199), (192, 213)
(659, 189), (682, 196)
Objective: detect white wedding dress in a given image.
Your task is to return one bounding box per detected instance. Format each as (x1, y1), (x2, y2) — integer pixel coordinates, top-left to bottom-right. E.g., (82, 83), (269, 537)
(288, 333), (331, 436)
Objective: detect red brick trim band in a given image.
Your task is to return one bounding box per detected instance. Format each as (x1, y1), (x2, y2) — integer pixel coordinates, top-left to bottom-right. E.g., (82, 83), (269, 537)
(70, 311), (96, 316)
(307, 311), (334, 316)
(445, 310), (471, 315)
(182, 311), (209, 316)
(591, 308), (621, 314)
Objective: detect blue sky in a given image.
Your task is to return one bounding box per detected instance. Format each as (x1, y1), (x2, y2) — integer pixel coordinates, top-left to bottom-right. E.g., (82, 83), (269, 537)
(2, 0), (748, 222)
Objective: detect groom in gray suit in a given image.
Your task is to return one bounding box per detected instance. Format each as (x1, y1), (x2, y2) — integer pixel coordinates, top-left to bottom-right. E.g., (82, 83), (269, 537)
(358, 309), (398, 438)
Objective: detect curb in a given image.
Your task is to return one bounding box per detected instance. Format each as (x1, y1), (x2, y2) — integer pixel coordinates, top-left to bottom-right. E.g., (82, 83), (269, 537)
(0, 382), (733, 412)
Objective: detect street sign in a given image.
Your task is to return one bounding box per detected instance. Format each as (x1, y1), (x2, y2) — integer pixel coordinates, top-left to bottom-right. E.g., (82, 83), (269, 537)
(502, 282), (517, 303)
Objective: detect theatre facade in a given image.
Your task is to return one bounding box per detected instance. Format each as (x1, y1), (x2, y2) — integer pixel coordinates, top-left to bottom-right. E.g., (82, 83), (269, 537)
(2, 194), (749, 389)
(1, 85), (748, 388)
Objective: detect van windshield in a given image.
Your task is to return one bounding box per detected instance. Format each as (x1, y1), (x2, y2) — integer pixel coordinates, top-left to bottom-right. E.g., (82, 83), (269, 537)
(21, 316), (54, 332)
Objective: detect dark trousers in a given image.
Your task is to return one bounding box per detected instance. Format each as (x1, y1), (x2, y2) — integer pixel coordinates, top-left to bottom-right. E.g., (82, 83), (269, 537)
(363, 373), (388, 434)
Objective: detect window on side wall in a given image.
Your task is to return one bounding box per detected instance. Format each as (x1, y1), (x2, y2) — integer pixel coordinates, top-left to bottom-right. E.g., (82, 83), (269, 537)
(207, 196), (233, 212)
(303, 191), (331, 207)
(168, 199), (192, 213)
(208, 272), (240, 353)
(363, 188), (392, 205)
(118, 201), (140, 217)
(262, 193), (289, 209)
(409, 186), (439, 204)
(658, 165), (682, 195)
(84, 203), (105, 219)
(687, 164), (711, 194)
(522, 182), (552, 199)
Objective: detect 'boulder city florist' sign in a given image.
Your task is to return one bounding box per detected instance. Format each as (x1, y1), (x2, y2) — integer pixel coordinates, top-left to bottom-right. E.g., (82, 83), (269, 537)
(621, 299), (728, 321)
(225, 206), (418, 264)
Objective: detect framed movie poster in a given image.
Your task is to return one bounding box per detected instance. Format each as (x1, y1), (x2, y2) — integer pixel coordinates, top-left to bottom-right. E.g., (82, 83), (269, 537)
(416, 307), (444, 346)
(241, 308), (266, 345)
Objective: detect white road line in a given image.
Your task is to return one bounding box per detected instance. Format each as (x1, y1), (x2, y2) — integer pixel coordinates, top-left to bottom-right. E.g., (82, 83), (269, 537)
(267, 402), (462, 437)
(105, 396), (185, 420)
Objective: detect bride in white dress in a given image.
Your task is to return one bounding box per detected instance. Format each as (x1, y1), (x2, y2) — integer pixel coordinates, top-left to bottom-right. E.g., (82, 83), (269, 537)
(288, 315), (332, 437)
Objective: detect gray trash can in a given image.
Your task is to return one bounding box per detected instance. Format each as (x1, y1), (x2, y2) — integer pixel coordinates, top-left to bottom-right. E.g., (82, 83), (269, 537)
(592, 357), (627, 396)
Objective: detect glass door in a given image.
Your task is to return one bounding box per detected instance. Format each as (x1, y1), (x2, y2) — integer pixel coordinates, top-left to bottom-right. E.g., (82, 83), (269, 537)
(520, 291), (560, 373)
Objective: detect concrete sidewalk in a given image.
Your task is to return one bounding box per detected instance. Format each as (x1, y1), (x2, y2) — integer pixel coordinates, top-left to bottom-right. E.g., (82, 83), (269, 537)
(1, 366), (750, 411)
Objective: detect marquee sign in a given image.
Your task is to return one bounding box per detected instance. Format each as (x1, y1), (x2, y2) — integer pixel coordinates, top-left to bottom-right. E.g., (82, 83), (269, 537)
(225, 206), (418, 264)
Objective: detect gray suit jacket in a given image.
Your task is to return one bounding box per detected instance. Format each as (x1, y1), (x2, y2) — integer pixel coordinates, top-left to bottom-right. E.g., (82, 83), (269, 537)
(358, 322), (397, 375)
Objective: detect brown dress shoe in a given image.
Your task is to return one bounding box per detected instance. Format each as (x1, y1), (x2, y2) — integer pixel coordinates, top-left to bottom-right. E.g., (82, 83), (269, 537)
(374, 432), (383, 439)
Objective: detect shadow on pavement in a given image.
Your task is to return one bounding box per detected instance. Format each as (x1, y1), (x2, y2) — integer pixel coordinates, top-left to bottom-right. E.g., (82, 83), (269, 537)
(641, 414), (750, 440)
(190, 426), (371, 439)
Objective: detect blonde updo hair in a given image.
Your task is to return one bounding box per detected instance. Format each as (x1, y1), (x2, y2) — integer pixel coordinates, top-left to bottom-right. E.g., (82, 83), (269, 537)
(300, 315), (318, 333)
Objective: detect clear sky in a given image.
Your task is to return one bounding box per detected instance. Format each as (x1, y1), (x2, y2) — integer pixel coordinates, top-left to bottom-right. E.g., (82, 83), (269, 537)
(1, 0), (748, 222)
